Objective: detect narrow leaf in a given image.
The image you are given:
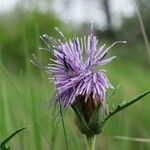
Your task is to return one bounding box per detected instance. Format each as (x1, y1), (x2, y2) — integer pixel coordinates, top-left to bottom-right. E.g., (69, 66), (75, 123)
(102, 90), (150, 126)
(0, 127), (26, 149)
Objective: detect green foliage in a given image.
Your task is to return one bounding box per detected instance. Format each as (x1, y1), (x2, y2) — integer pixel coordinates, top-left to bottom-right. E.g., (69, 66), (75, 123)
(0, 9), (72, 71)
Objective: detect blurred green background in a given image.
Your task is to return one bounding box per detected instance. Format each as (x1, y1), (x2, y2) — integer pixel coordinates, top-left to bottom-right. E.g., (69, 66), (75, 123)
(0, 0), (150, 149)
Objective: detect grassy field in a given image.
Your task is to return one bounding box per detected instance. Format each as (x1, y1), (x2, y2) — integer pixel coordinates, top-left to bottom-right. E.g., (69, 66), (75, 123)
(0, 41), (150, 150)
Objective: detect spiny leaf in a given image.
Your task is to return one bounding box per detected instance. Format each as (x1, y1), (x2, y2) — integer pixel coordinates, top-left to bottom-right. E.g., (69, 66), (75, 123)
(102, 90), (150, 126)
(0, 127), (26, 150)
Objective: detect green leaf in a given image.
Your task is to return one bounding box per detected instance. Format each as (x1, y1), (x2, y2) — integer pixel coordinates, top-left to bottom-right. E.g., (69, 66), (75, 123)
(102, 90), (150, 126)
(0, 127), (26, 150)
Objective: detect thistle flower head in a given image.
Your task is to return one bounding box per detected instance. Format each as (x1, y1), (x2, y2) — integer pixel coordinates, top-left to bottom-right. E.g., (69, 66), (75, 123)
(39, 26), (126, 109)
(32, 25), (150, 138)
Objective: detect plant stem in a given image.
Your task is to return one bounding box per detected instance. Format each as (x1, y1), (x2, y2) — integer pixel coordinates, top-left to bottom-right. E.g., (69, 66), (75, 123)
(86, 135), (96, 150)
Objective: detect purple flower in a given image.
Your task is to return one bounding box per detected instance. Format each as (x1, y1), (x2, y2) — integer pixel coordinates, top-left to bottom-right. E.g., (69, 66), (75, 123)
(39, 27), (126, 108)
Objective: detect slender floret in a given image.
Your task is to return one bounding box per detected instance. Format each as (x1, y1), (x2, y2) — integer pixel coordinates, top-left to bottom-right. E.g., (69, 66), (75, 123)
(37, 27), (126, 108)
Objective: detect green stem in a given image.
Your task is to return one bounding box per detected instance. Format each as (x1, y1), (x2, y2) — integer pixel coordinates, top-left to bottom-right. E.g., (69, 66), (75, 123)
(86, 135), (96, 150)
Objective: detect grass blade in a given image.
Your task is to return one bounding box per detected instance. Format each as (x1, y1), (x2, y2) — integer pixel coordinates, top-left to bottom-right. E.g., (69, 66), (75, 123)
(0, 127), (26, 149)
(133, 0), (150, 58)
(114, 136), (150, 143)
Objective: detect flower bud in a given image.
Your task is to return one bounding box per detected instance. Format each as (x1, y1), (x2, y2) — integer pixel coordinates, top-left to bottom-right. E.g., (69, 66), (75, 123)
(72, 95), (103, 136)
